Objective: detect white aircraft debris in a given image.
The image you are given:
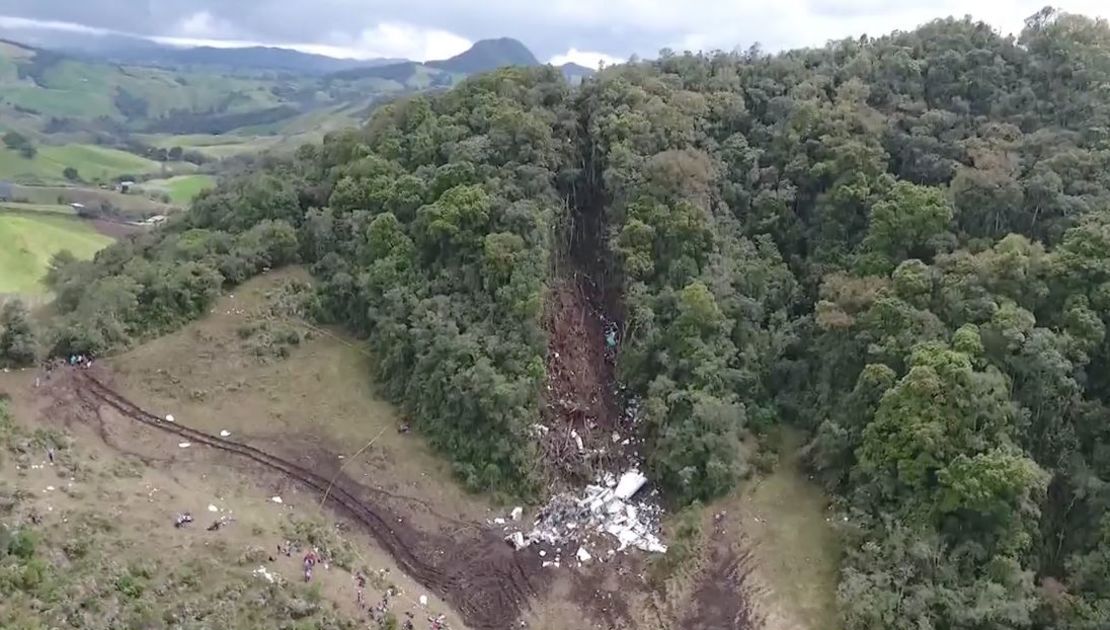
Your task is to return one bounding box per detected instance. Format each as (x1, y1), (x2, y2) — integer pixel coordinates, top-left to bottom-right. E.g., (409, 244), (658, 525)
(219, 430), (231, 437)
(613, 470), (648, 500)
(178, 442), (191, 448)
(253, 566), (277, 583)
(510, 506), (523, 521)
(571, 429), (584, 452)
(208, 504), (219, 512)
(506, 469), (667, 557)
(271, 496), (283, 504)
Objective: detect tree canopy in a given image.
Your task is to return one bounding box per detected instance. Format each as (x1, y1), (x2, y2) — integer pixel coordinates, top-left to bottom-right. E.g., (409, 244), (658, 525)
(42, 9), (1110, 627)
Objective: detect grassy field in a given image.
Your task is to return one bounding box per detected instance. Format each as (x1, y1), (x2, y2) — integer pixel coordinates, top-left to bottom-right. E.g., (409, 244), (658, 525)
(0, 270), (483, 628)
(0, 376), (430, 630)
(138, 174), (217, 204)
(0, 201), (74, 215)
(0, 212), (114, 294)
(736, 431), (841, 630)
(0, 143), (167, 184)
(107, 270), (486, 521)
(12, 183), (174, 217)
(142, 133), (283, 159)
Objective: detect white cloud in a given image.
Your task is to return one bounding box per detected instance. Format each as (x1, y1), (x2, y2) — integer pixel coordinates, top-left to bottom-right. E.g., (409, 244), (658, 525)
(0, 14), (470, 62)
(174, 11), (239, 40)
(155, 21), (471, 61)
(5, 1), (1110, 63)
(340, 23), (472, 61)
(548, 48), (623, 68)
(150, 35), (272, 50)
(0, 14), (111, 36)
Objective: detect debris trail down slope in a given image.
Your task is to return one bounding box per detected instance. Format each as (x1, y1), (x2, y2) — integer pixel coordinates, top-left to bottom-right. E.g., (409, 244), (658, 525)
(72, 371), (544, 630)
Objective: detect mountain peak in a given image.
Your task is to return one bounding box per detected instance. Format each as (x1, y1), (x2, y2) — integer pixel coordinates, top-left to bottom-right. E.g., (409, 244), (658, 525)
(427, 37), (539, 74)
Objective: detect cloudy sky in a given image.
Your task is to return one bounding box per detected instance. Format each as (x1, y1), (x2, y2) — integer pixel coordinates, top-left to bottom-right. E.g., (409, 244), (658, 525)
(0, 1), (1108, 66)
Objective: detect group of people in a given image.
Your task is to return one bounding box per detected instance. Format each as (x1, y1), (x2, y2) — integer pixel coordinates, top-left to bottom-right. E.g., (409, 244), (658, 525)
(66, 353), (94, 369)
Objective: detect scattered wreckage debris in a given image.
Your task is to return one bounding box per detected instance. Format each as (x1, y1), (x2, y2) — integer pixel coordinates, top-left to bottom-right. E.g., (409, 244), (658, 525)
(71, 371), (544, 630)
(207, 515), (234, 531)
(253, 565), (279, 583)
(505, 469), (666, 562)
(174, 512), (194, 528)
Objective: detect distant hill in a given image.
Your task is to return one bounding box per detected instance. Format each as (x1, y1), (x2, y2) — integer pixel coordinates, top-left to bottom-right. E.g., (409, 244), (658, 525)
(327, 61), (423, 82)
(105, 45), (402, 76)
(0, 23), (396, 76)
(0, 30), (587, 170)
(326, 38), (543, 85)
(426, 38), (540, 74)
(559, 62), (596, 84)
(0, 33), (562, 147)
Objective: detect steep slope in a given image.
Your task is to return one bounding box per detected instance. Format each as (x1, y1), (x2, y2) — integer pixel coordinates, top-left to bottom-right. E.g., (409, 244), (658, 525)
(36, 10), (1110, 630)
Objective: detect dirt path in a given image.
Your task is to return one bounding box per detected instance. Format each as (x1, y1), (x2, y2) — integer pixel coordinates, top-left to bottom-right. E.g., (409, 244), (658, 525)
(57, 367), (547, 630)
(541, 274), (625, 480)
(541, 132), (634, 482)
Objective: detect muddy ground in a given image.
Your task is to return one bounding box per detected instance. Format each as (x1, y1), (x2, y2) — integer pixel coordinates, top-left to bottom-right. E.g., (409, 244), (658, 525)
(33, 364), (547, 629)
(1, 271), (796, 630)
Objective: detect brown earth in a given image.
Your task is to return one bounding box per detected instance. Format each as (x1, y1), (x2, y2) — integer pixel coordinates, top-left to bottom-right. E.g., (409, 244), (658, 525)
(5, 270), (831, 630)
(541, 274), (629, 481)
(32, 363), (546, 630)
(88, 217), (145, 239)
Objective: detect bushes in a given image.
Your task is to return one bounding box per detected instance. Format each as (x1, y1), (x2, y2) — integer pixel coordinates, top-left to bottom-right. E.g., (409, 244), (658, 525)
(46, 219), (302, 354)
(0, 300), (35, 368)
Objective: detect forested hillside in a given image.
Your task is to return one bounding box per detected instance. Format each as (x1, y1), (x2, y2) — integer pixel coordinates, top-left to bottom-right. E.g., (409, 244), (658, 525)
(38, 8), (1110, 629)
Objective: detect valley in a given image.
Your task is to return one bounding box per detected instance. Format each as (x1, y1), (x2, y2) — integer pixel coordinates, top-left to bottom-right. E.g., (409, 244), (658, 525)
(0, 35), (589, 301)
(0, 270), (836, 629)
(4, 6), (1110, 630)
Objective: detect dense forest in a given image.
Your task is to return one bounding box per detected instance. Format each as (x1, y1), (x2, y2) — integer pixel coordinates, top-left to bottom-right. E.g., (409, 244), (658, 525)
(40, 8), (1110, 628)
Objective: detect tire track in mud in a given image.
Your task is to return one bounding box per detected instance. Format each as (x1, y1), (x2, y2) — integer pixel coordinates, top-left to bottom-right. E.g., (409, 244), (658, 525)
(72, 371), (544, 630)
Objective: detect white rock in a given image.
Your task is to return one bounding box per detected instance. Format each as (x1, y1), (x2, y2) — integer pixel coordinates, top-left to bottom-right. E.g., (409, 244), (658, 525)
(219, 430), (231, 437)
(271, 496), (283, 504)
(178, 442), (191, 448)
(208, 504), (219, 512)
(576, 547), (592, 563)
(510, 506), (523, 521)
(419, 595), (428, 606)
(494, 517), (505, 525)
(165, 414), (175, 423)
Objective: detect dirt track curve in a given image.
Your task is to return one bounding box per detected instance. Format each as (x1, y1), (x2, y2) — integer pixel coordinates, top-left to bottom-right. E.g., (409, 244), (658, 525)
(73, 371), (544, 630)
